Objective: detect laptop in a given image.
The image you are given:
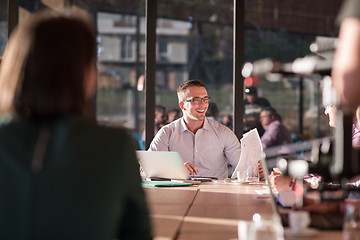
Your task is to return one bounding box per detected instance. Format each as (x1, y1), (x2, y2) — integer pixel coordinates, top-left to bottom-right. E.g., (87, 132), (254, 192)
(136, 151), (190, 180)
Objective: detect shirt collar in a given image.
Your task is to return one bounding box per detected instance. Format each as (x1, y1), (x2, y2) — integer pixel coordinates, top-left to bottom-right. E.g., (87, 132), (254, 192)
(202, 117), (211, 131)
(180, 117), (210, 132)
(180, 117), (188, 132)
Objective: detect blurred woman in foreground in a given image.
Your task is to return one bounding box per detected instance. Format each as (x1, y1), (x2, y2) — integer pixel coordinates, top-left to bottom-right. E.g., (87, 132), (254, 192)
(0, 11), (151, 239)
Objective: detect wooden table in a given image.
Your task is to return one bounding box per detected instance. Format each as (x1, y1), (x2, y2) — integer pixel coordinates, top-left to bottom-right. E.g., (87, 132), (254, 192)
(144, 181), (342, 240)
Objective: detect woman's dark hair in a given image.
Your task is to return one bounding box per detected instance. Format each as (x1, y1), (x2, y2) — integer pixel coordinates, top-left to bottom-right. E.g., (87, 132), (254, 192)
(0, 11), (97, 119)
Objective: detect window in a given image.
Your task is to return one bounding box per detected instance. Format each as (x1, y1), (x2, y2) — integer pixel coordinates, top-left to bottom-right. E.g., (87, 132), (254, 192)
(9, 0), (343, 148)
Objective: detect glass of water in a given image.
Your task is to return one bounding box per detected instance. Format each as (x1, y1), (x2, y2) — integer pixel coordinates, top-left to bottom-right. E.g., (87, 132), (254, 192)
(246, 165), (259, 183)
(343, 199), (360, 240)
(248, 213), (284, 240)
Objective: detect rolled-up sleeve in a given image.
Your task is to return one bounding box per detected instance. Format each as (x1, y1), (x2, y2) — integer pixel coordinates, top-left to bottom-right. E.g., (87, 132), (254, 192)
(223, 127), (241, 168)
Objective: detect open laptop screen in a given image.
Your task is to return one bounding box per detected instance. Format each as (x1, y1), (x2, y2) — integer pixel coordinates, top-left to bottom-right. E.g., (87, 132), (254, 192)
(136, 151), (190, 180)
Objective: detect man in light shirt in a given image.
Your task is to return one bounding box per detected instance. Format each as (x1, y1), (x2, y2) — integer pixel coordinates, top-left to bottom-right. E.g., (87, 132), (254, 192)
(149, 80), (241, 179)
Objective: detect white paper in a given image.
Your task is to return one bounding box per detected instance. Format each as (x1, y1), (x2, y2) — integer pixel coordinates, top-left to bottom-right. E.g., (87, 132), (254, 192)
(231, 128), (263, 178)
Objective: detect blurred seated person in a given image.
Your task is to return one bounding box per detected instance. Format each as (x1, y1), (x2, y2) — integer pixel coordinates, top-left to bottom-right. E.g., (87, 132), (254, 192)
(142, 105), (168, 141)
(167, 108), (181, 123)
(222, 113), (233, 130)
(244, 86), (271, 135)
(260, 107), (292, 149)
(325, 104), (360, 148)
(205, 102), (219, 121)
(0, 11), (151, 239)
(155, 105), (168, 129)
(271, 105), (360, 192)
(270, 105), (360, 213)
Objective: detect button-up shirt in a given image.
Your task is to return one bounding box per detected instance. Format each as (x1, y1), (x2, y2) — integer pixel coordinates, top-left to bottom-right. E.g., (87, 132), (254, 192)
(149, 117), (241, 179)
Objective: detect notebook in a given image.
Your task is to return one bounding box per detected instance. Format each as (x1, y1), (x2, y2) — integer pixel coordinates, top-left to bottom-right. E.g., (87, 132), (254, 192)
(142, 181), (192, 187)
(231, 128), (262, 179)
(136, 151), (190, 180)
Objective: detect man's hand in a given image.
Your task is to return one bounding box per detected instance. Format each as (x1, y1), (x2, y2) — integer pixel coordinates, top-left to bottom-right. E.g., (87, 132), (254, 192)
(184, 162), (198, 175)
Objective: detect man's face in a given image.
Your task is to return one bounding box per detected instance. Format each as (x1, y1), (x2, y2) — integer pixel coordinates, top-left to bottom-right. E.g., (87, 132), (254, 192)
(260, 111), (273, 128)
(324, 105), (336, 128)
(246, 94), (257, 104)
(179, 86), (209, 122)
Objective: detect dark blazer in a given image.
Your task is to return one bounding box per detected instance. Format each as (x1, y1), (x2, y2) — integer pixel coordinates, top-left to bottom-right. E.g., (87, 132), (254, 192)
(0, 116), (152, 240)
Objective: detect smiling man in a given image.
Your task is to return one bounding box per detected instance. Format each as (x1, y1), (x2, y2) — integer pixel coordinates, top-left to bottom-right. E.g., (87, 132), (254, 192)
(149, 80), (241, 179)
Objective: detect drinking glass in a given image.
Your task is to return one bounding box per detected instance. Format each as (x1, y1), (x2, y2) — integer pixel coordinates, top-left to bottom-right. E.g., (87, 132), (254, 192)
(343, 199), (360, 240)
(246, 165), (259, 183)
(288, 210), (310, 233)
(236, 170), (247, 183)
(248, 214), (284, 240)
(238, 220), (251, 240)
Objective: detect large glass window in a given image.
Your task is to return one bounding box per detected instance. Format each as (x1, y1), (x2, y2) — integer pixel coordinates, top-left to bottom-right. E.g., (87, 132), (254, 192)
(96, 12), (145, 135)
(153, 1), (235, 142)
(10, 0), (343, 150)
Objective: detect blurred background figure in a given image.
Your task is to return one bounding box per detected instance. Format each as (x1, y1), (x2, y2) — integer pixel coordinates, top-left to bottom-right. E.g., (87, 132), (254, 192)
(244, 86), (271, 135)
(324, 104), (360, 148)
(324, 105), (337, 128)
(154, 105), (168, 128)
(142, 105), (168, 142)
(260, 107), (292, 149)
(0, 11), (151, 239)
(222, 113), (233, 130)
(167, 108), (181, 123)
(206, 102), (219, 121)
(354, 106), (360, 148)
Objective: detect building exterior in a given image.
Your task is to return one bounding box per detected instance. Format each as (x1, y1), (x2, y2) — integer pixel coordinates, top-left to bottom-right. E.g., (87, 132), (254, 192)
(97, 12), (189, 91)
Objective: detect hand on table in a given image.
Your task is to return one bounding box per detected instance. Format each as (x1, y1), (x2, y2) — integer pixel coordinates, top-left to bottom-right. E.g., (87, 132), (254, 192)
(184, 162), (198, 175)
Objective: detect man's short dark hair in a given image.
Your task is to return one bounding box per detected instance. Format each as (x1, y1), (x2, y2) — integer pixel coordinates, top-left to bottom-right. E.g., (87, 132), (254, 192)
(177, 80), (206, 102)
(177, 80), (205, 94)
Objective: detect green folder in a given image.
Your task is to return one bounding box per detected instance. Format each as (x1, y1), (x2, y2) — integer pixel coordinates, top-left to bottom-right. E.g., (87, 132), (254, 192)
(142, 181), (192, 187)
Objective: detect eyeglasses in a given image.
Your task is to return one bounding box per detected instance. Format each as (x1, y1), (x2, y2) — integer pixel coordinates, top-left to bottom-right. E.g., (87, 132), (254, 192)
(183, 97), (211, 105)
